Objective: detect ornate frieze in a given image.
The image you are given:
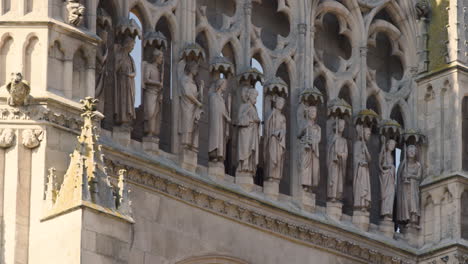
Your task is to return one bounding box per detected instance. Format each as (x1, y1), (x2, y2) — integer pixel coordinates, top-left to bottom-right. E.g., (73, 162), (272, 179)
(103, 157), (416, 264)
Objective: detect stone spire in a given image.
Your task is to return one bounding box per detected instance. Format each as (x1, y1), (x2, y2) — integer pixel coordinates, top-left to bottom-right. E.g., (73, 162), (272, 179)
(44, 97), (133, 221)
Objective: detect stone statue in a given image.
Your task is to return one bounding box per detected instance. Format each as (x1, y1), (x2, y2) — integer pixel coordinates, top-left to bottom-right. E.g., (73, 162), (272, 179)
(379, 139), (396, 218)
(396, 145), (422, 224)
(415, 0), (430, 20)
(114, 37), (136, 126)
(327, 118), (348, 202)
(298, 104), (321, 190)
(237, 88), (260, 173)
(264, 97), (286, 181)
(179, 61), (204, 149)
(353, 124), (371, 210)
(208, 78), (231, 162)
(95, 29), (109, 114)
(6, 72), (31, 107)
(143, 49), (164, 137)
(66, 0), (86, 27)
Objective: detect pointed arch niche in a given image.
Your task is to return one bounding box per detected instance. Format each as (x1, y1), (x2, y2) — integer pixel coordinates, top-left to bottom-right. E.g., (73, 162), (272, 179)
(0, 35), (13, 86)
(24, 36), (41, 88)
(72, 49), (88, 100)
(195, 30), (212, 166)
(314, 75), (328, 206)
(156, 15), (175, 153)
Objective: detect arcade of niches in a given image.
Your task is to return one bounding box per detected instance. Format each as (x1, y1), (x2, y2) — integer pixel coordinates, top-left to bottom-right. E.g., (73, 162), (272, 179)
(0, 0), (467, 263)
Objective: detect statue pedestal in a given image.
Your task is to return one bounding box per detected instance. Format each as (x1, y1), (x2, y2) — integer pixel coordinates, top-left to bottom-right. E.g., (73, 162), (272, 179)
(179, 147), (198, 172)
(208, 161), (225, 181)
(142, 136), (160, 155)
(404, 224), (420, 247)
(301, 190), (316, 213)
(326, 201), (343, 221)
(112, 126), (132, 147)
(352, 210), (370, 231)
(379, 217), (395, 238)
(263, 179), (280, 200)
(235, 171), (255, 192)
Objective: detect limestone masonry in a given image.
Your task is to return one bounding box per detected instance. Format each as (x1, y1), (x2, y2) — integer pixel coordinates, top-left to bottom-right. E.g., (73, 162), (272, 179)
(0, 0), (467, 263)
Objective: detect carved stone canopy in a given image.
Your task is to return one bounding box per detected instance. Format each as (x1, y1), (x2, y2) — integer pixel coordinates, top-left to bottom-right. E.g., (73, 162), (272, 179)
(97, 8), (112, 29)
(264, 77), (288, 97)
(143, 31), (168, 50)
(237, 68), (264, 86)
(379, 119), (402, 140)
(180, 43), (206, 62)
(209, 56), (235, 77)
(299, 86), (323, 106)
(327, 98), (352, 118)
(354, 109), (379, 126)
(116, 18), (142, 39)
(402, 129), (426, 145)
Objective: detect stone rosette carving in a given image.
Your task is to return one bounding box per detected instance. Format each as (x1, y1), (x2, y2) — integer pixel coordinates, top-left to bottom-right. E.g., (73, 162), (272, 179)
(22, 129), (43, 149)
(0, 128), (15, 148)
(6, 72), (31, 107)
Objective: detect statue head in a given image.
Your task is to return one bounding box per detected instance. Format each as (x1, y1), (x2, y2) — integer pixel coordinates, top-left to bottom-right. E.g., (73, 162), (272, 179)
(306, 105), (317, 121)
(386, 139), (396, 151)
(336, 118), (346, 133)
(123, 36), (135, 52)
(407, 145), (417, 159)
(153, 49), (164, 64)
(274, 97), (285, 111)
(363, 126), (371, 141)
(247, 89), (258, 105)
(213, 78), (227, 94)
(11, 72), (23, 84)
(184, 61), (199, 76)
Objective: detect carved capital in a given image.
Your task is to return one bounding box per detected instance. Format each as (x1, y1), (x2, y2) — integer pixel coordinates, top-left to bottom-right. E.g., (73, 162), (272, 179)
(0, 128), (16, 149)
(22, 129), (43, 149)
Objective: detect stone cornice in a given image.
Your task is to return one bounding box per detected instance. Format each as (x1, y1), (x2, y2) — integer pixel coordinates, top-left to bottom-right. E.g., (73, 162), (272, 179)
(102, 154), (418, 264)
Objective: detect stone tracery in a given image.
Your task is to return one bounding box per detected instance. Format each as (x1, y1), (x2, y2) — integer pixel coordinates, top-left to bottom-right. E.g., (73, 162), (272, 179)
(3, 0), (463, 260)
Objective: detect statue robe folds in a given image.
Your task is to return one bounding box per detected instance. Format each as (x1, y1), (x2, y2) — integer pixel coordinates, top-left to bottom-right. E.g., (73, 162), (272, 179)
(327, 134), (348, 201)
(299, 124), (321, 187)
(353, 141), (371, 209)
(143, 61), (163, 137)
(114, 48), (136, 125)
(179, 74), (202, 148)
(95, 40), (108, 114)
(208, 92), (229, 159)
(264, 108), (286, 181)
(237, 103), (260, 173)
(396, 160), (421, 222)
(380, 151), (396, 217)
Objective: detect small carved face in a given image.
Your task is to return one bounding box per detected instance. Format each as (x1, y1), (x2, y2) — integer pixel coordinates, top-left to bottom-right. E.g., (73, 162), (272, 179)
(153, 49), (164, 64)
(275, 97), (285, 110)
(407, 145), (417, 158)
(11, 72), (23, 84)
(248, 89), (258, 105)
(218, 79), (227, 93)
(387, 139), (396, 151)
(363, 127), (371, 141)
(307, 106), (317, 120)
(338, 119), (346, 133)
(189, 63), (199, 75)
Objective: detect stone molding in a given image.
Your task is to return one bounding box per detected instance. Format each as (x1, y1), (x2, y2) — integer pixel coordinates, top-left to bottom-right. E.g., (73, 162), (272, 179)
(103, 158), (416, 264)
(0, 105), (82, 131)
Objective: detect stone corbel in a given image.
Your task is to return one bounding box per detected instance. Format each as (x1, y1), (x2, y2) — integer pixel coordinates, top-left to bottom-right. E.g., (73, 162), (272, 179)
(22, 129), (43, 149)
(0, 128), (16, 149)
